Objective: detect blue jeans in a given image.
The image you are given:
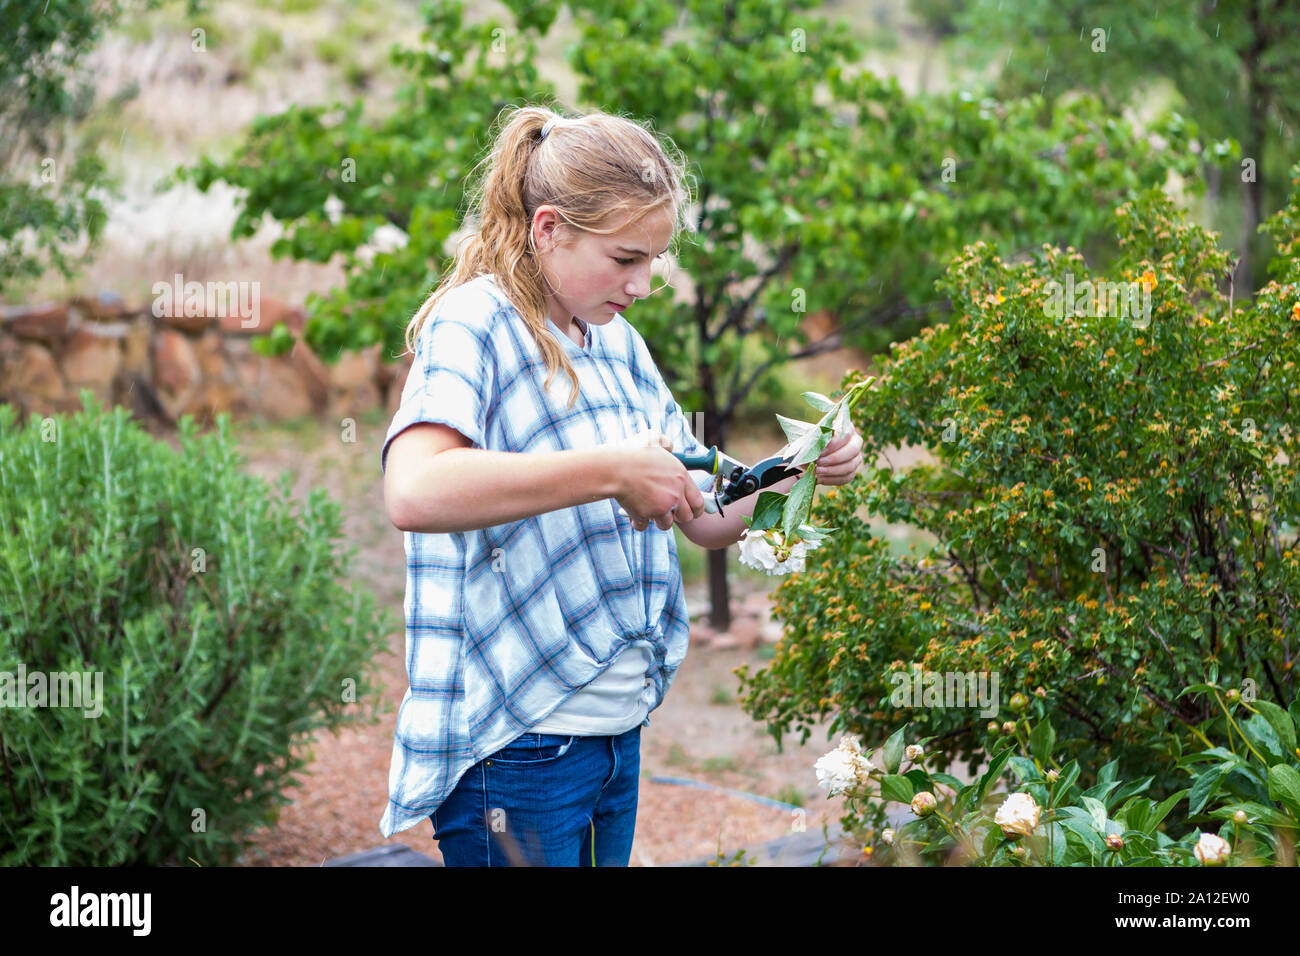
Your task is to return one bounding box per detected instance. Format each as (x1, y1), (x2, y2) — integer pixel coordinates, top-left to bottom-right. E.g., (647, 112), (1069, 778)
(430, 725), (642, 866)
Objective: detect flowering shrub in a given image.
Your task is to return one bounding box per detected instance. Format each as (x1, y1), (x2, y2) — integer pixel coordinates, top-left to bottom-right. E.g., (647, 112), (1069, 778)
(819, 688), (1299, 866)
(737, 167), (1300, 842)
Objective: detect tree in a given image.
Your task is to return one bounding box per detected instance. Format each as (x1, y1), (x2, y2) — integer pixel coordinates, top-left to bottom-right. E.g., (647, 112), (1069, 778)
(172, 0), (1209, 628)
(907, 0), (1300, 295)
(0, 0), (203, 294)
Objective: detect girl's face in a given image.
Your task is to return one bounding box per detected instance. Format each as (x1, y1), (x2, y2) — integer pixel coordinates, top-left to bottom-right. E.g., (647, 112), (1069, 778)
(531, 204), (675, 330)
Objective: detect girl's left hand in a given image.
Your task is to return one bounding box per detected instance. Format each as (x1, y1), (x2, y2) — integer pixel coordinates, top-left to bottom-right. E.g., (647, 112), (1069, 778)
(812, 421), (865, 485)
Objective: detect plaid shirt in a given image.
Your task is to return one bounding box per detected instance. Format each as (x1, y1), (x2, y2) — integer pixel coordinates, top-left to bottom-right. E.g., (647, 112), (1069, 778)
(377, 273), (715, 838)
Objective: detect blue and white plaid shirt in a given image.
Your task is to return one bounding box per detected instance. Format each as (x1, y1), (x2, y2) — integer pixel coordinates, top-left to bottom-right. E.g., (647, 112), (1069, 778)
(377, 273), (715, 838)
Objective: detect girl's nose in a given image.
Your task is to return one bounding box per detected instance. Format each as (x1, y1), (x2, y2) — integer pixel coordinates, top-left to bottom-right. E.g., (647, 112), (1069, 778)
(626, 264), (653, 300)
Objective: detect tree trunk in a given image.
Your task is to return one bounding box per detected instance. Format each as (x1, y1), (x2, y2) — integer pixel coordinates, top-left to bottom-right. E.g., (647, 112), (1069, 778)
(703, 403), (732, 631)
(1240, 0), (1267, 296)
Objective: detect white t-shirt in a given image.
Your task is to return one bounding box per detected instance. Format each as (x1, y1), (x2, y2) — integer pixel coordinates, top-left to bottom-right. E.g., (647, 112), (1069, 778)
(529, 639), (654, 735)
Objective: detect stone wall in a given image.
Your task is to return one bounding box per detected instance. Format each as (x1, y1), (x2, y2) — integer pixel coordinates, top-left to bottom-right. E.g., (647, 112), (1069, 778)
(0, 291), (412, 428)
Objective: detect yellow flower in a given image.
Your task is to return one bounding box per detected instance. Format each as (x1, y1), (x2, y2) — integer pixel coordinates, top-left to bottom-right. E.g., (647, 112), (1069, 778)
(1140, 270), (1157, 292)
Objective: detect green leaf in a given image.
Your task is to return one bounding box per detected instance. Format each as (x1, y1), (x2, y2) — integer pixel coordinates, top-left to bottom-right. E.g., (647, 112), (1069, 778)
(1189, 764), (1227, 815)
(1239, 713), (1287, 764)
(781, 466), (818, 539)
(1144, 788), (1190, 834)
(1267, 764), (1300, 818)
(1097, 758), (1120, 785)
(880, 774), (914, 804)
(1029, 718), (1056, 764)
(930, 772), (965, 790)
(774, 413), (818, 447)
(1057, 817), (1104, 862)
(1008, 756), (1041, 783)
(1121, 797), (1151, 834)
(1081, 795), (1108, 832)
(1054, 760), (1081, 801)
(801, 391), (836, 413)
(881, 726), (907, 775)
(976, 746), (1013, 805)
(748, 491), (786, 533)
(1081, 779), (1121, 805)
(1254, 701), (1297, 757)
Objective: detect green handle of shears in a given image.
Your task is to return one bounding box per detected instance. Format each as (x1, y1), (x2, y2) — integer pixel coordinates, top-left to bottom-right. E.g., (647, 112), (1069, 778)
(671, 448), (720, 473)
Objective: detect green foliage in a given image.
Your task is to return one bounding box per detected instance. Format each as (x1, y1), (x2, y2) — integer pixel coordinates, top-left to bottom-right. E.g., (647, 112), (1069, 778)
(0, 392), (393, 865)
(856, 697), (1299, 866)
(737, 168), (1300, 839)
(0, 0), (207, 294)
(910, 0), (1300, 290)
(167, 0), (1207, 419)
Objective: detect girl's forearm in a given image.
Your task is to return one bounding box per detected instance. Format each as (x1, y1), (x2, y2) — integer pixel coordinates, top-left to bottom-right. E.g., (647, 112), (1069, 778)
(680, 471), (802, 550)
(393, 447), (622, 533)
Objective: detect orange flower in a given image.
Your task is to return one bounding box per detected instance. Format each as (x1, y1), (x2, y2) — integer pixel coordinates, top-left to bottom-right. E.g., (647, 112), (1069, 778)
(1292, 301), (1300, 321)
(1139, 270), (1157, 292)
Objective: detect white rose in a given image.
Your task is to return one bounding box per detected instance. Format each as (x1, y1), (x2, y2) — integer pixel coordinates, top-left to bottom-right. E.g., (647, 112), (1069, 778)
(994, 792), (1041, 838)
(738, 529), (819, 576)
(738, 530), (780, 572)
(881, 828), (895, 846)
(813, 735), (872, 797)
(1193, 832), (1231, 866)
(904, 744), (924, 762)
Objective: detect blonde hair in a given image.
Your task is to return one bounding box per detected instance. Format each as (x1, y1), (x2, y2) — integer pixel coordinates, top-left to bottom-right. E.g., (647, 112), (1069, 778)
(402, 104), (696, 407)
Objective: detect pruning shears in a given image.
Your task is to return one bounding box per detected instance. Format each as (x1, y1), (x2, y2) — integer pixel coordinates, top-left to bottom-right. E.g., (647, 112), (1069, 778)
(672, 447), (804, 516)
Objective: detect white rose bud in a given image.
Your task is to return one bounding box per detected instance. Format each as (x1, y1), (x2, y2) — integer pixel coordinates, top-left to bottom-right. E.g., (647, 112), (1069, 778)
(1233, 810), (1248, 824)
(881, 828), (895, 846)
(905, 744), (924, 762)
(910, 791), (938, 817)
(994, 792), (1041, 838)
(1194, 832), (1231, 866)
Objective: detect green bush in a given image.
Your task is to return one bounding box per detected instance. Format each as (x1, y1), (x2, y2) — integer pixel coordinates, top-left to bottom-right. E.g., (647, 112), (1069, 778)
(0, 394), (393, 865)
(738, 168), (1300, 841)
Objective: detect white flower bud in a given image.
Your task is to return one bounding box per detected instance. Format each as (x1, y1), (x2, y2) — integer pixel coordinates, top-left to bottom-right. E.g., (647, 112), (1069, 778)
(1194, 832), (1231, 866)
(904, 744), (924, 762)
(910, 791), (937, 817)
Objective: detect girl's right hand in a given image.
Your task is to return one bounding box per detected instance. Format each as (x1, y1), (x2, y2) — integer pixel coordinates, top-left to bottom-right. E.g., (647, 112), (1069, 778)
(610, 430), (707, 532)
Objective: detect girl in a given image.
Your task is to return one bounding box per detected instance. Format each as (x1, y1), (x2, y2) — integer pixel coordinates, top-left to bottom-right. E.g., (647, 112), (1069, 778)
(378, 106), (864, 866)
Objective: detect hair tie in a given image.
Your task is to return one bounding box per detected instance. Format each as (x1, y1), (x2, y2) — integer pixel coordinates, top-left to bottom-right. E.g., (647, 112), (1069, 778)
(540, 117), (558, 141)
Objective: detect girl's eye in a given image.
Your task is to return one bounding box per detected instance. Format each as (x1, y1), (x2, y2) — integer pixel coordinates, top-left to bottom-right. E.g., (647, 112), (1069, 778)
(614, 257), (635, 266)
